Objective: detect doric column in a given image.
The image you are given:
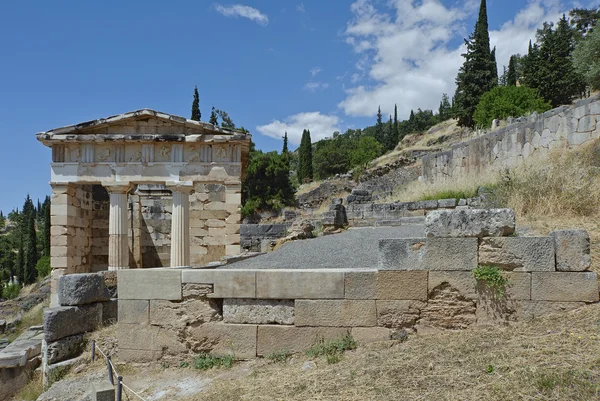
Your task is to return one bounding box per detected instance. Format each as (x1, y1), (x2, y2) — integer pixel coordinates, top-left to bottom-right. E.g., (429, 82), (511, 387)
(167, 182), (194, 268)
(105, 184), (131, 270)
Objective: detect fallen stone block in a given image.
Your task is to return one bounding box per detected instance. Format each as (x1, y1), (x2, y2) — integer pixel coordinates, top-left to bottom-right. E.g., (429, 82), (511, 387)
(295, 300), (376, 327)
(550, 229), (592, 272)
(478, 237), (555, 272)
(57, 273), (109, 306)
(531, 272), (599, 302)
(425, 209), (515, 237)
(379, 237), (477, 271)
(256, 325), (349, 356)
(44, 304), (102, 342)
(223, 299), (294, 325)
(376, 271), (428, 300)
(46, 334), (86, 364)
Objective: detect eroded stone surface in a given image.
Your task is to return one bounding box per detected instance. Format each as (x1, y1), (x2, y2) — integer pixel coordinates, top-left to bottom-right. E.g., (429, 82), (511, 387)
(223, 299), (294, 325)
(419, 284), (477, 330)
(478, 237), (555, 271)
(57, 273), (109, 306)
(46, 334), (86, 364)
(425, 209), (515, 237)
(379, 238), (477, 271)
(376, 300), (426, 330)
(295, 300), (376, 327)
(44, 304), (102, 342)
(550, 229), (592, 272)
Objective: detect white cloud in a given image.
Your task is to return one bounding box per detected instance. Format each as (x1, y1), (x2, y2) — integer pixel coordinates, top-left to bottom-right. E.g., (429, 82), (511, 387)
(297, 3), (305, 12)
(339, 0), (569, 119)
(256, 112), (341, 145)
(310, 66), (322, 77)
(214, 4), (269, 26)
(304, 81), (329, 92)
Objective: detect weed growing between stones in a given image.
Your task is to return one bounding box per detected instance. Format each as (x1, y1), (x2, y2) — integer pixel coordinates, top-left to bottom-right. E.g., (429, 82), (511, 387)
(193, 353), (234, 370)
(306, 335), (357, 365)
(266, 350), (292, 363)
(473, 265), (507, 297)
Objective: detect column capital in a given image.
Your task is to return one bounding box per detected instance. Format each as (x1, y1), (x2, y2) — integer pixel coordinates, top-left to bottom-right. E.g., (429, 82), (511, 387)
(166, 181), (195, 194)
(103, 182), (132, 194)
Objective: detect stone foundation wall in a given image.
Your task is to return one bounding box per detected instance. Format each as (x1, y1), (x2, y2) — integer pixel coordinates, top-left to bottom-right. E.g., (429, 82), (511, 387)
(240, 224), (288, 252)
(116, 219), (598, 363)
(0, 328), (43, 400)
(422, 95), (600, 181)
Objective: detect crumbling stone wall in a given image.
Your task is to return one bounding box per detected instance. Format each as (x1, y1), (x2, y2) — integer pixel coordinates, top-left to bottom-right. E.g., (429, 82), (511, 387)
(116, 211), (598, 362)
(422, 95), (600, 180)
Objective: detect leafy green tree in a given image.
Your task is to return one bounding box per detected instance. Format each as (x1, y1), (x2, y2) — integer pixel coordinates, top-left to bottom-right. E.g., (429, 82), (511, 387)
(570, 7), (600, 37)
(351, 136), (383, 168)
(573, 25), (600, 90)
(209, 107), (218, 126)
(438, 94), (452, 121)
(506, 55), (518, 86)
(191, 86), (201, 121)
(313, 136), (353, 179)
(35, 256), (51, 279)
(473, 86), (552, 128)
(454, 0), (497, 127)
(297, 129), (313, 182)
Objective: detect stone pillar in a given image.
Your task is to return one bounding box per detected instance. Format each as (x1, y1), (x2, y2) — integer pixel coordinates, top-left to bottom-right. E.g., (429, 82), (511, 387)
(168, 182), (194, 268)
(105, 184), (131, 270)
(49, 183), (71, 307)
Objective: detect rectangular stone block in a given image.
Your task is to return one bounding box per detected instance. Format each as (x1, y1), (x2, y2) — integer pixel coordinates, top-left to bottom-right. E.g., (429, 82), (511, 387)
(58, 272), (109, 306)
(351, 327), (392, 343)
(46, 334), (86, 364)
(531, 272), (599, 302)
(223, 299), (294, 324)
(187, 323), (257, 359)
(90, 380), (115, 401)
(344, 271), (377, 299)
(295, 300), (376, 327)
(376, 300), (426, 329)
(376, 271), (428, 300)
(182, 269), (255, 298)
(256, 270), (344, 299)
(425, 209), (515, 237)
(379, 238), (477, 270)
(44, 304), (102, 342)
(549, 230), (592, 272)
(118, 323), (160, 350)
(256, 326), (349, 356)
(118, 300), (149, 324)
(118, 269), (182, 300)
(478, 237), (555, 272)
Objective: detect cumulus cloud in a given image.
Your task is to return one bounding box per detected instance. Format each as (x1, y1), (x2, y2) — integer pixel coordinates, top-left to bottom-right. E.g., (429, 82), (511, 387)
(256, 112), (341, 145)
(339, 0), (568, 119)
(214, 4), (269, 26)
(310, 66), (322, 77)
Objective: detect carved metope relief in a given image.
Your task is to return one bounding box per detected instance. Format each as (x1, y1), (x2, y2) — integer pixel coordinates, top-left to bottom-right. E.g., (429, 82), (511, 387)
(69, 146), (81, 162)
(97, 147), (111, 162)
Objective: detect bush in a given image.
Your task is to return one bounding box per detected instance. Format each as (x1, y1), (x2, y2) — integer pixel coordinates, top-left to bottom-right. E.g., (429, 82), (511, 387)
(35, 256), (51, 279)
(473, 265), (507, 296)
(473, 86), (551, 128)
(2, 282), (20, 299)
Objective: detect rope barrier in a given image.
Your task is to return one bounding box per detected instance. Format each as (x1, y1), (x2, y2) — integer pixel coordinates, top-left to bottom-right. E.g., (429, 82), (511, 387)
(91, 339), (148, 401)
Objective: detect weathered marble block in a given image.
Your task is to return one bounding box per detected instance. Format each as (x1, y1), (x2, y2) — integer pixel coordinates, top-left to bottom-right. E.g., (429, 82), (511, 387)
(549, 229), (592, 272)
(223, 299), (294, 325)
(425, 209), (515, 237)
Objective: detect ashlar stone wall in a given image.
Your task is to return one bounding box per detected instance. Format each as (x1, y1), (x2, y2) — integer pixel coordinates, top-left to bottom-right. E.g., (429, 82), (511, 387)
(422, 95), (600, 180)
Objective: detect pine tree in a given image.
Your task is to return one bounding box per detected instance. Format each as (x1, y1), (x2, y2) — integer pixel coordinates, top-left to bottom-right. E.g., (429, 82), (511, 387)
(393, 104), (399, 143)
(375, 106), (384, 144)
(24, 213), (37, 284)
(408, 110), (416, 132)
(454, 0), (497, 127)
(209, 107), (218, 126)
(191, 86), (201, 121)
(439, 93), (452, 121)
(297, 129), (313, 182)
(507, 55), (518, 86)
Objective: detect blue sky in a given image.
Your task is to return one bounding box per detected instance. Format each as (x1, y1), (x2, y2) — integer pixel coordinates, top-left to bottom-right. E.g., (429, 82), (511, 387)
(0, 0), (594, 213)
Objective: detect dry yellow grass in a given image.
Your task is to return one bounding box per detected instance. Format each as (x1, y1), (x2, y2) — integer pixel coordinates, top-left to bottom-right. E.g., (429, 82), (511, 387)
(189, 305), (600, 401)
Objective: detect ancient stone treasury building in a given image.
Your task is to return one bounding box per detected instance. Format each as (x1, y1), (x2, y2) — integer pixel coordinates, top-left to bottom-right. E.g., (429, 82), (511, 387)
(36, 109), (251, 304)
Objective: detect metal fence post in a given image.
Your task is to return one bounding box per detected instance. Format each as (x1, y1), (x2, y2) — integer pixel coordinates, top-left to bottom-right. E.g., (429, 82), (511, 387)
(107, 356), (114, 385)
(117, 376), (123, 401)
(91, 340), (95, 362)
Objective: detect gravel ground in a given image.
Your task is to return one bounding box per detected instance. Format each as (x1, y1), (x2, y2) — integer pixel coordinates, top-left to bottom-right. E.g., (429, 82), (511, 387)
(224, 225), (425, 270)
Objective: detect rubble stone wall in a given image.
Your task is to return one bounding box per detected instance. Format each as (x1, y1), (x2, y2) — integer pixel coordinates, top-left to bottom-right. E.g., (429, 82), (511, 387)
(116, 220), (598, 363)
(422, 95), (600, 180)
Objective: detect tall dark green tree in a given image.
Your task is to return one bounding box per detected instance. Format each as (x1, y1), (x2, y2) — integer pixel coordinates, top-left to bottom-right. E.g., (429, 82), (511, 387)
(191, 86), (201, 121)
(297, 129), (313, 182)
(506, 55), (518, 86)
(42, 196), (51, 257)
(15, 238), (24, 284)
(209, 107), (218, 126)
(282, 132), (289, 154)
(375, 106), (384, 144)
(438, 93), (452, 121)
(454, 0), (497, 127)
(393, 104), (399, 142)
(24, 212), (37, 284)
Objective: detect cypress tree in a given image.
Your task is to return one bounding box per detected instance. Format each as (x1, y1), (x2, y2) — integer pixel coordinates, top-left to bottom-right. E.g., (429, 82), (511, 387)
(43, 196), (51, 256)
(375, 106), (384, 144)
(393, 104), (399, 143)
(297, 129), (313, 182)
(454, 0), (497, 127)
(507, 55), (518, 86)
(15, 238), (24, 284)
(282, 132), (289, 154)
(408, 110), (416, 132)
(191, 86), (201, 121)
(24, 213), (37, 284)
(209, 107), (218, 126)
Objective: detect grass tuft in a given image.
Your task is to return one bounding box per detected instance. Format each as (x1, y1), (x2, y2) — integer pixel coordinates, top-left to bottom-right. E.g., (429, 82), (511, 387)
(193, 353), (234, 370)
(266, 350), (292, 363)
(306, 335), (357, 364)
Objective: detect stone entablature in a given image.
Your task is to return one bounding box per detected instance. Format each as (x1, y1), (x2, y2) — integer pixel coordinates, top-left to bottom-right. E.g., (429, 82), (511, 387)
(38, 109), (251, 303)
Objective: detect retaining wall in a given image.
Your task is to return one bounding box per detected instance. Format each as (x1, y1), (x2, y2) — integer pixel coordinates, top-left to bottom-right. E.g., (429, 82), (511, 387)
(0, 328), (44, 400)
(116, 224), (598, 363)
(240, 224), (288, 252)
(422, 95), (600, 180)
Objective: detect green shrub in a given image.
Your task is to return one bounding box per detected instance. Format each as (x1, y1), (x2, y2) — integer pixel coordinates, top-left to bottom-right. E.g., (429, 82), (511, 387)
(306, 334), (357, 364)
(2, 283), (20, 299)
(35, 256), (51, 279)
(193, 353), (234, 370)
(473, 265), (508, 296)
(266, 349), (292, 363)
(473, 86), (552, 128)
